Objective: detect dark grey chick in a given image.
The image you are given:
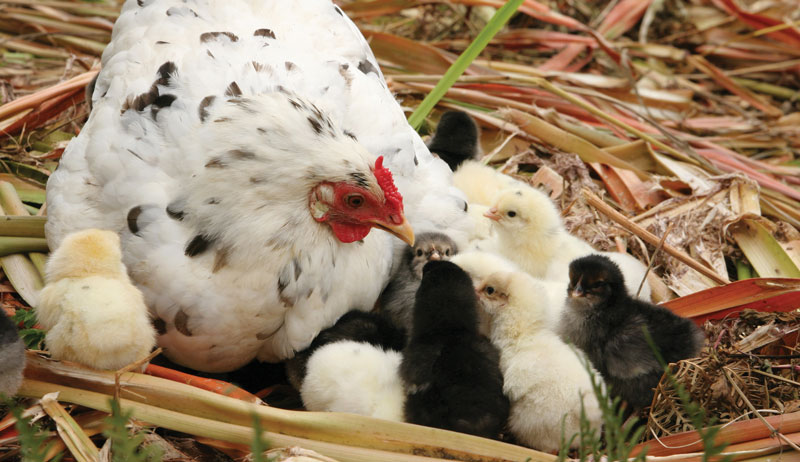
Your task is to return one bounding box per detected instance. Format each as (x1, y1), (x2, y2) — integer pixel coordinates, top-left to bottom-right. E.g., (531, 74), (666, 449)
(285, 310), (406, 390)
(379, 232), (458, 336)
(0, 309), (25, 397)
(558, 255), (705, 414)
(401, 261), (509, 439)
(427, 110), (480, 171)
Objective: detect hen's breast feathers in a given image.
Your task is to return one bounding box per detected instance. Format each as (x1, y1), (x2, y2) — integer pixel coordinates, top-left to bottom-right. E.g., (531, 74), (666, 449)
(46, 0), (469, 370)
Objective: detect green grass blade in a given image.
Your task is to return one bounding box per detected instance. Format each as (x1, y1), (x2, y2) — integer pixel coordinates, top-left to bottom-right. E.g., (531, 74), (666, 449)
(407, 0), (524, 130)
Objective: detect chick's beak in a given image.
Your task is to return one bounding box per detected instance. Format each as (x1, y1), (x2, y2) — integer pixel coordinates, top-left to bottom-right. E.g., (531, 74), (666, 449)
(569, 282), (584, 298)
(429, 250), (441, 261)
(484, 207), (502, 221)
(369, 215), (415, 246)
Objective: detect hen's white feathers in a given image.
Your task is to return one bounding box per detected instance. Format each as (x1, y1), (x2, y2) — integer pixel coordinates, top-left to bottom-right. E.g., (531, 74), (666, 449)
(300, 340), (405, 421)
(37, 229), (156, 370)
(46, 0), (471, 371)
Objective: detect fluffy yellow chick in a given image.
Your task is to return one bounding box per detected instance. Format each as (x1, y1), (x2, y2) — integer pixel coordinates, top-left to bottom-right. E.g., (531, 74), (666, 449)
(485, 187), (583, 277)
(453, 250), (567, 330)
(485, 187), (651, 301)
(452, 161), (523, 206)
(465, 203), (494, 242)
(451, 250), (522, 334)
(37, 229), (156, 370)
(476, 271), (603, 452)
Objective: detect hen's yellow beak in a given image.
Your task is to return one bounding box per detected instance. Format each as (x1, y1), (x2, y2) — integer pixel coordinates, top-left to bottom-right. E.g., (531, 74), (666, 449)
(370, 217), (415, 246)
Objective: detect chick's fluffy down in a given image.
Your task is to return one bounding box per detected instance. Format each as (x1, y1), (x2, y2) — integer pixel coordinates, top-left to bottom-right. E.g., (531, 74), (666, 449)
(453, 161), (523, 206)
(301, 340), (405, 421)
(37, 276), (156, 370)
(479, 272), (602, 451)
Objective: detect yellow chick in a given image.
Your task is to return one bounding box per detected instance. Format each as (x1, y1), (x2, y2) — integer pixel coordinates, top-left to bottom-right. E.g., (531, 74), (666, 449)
(485, 187), (651, 301)
(37, 229), (156, 370)
(475, 270), (603, 452)
(485, 187), (581, 278)
(452, 161), (523, 206)
(452, 250), (567, 331)
(465, 203), (495, 242)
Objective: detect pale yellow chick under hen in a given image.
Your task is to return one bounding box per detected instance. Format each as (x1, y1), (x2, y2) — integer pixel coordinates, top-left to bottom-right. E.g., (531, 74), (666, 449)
(37, 229), (156, 370)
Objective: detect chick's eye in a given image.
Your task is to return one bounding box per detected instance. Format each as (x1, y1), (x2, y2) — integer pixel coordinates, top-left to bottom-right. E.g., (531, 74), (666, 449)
(584, 282), (602, 293)
(507, 211), (517, 217)
(445, 249), (451, 256)
(416, 249), (423, 257)
(346, 194), (364, 208)
(485, 286), (495, 295)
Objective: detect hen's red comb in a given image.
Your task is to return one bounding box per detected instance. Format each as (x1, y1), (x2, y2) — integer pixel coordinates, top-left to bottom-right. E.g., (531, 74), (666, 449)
(374, 156), (403, 213)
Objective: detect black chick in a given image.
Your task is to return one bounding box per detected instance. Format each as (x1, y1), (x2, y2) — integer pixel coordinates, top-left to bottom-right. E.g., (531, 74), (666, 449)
(0, 309), (25, 397)
(401, 260), (509, 439)
(285, 310), (406, 390)
(427, 111), (480, 171)
(379, 232), (458, 336)
(558, 255), (705, 414)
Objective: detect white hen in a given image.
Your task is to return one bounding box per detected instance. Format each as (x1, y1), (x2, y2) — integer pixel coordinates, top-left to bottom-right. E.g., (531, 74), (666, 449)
(45, 0), (471, 371)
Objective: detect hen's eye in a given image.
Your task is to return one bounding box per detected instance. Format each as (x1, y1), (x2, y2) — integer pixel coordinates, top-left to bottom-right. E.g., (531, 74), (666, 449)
(486, 286), (495, 295)
(416, 249), (423, 257)
(507, 211), (517, 218)
(346, 195), (364, 208)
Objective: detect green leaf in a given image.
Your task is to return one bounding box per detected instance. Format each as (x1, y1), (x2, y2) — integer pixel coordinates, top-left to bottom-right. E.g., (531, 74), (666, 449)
(250, 414), (271, 462)
(12, 308), (45, 350)
(103, 399), (162, 462)
(6, 398), (63, 462)
(407, 0), (524, 130)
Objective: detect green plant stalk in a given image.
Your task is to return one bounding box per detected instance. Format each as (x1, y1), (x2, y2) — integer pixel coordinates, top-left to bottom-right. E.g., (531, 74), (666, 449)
(736, 261), (753, 281)
(29, 253), (48, 281)
(7, 398), (63, 462)
(0, 181), (29, 215)
(407, 0), (524, 130)
(732, 77), (798, 100)
(1, 253), (44, 307)
(0, 216), (46, 238)
(22, 354), (553, 462)
(251, 414), (270, 462)
(0, 237), (49, 256)
(0, 184), (45, 306)
(20, 379), (500, 462)
(104, 399), (162, 462)
(732, 218), (800, 278)
(40, 394), (99, 462)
